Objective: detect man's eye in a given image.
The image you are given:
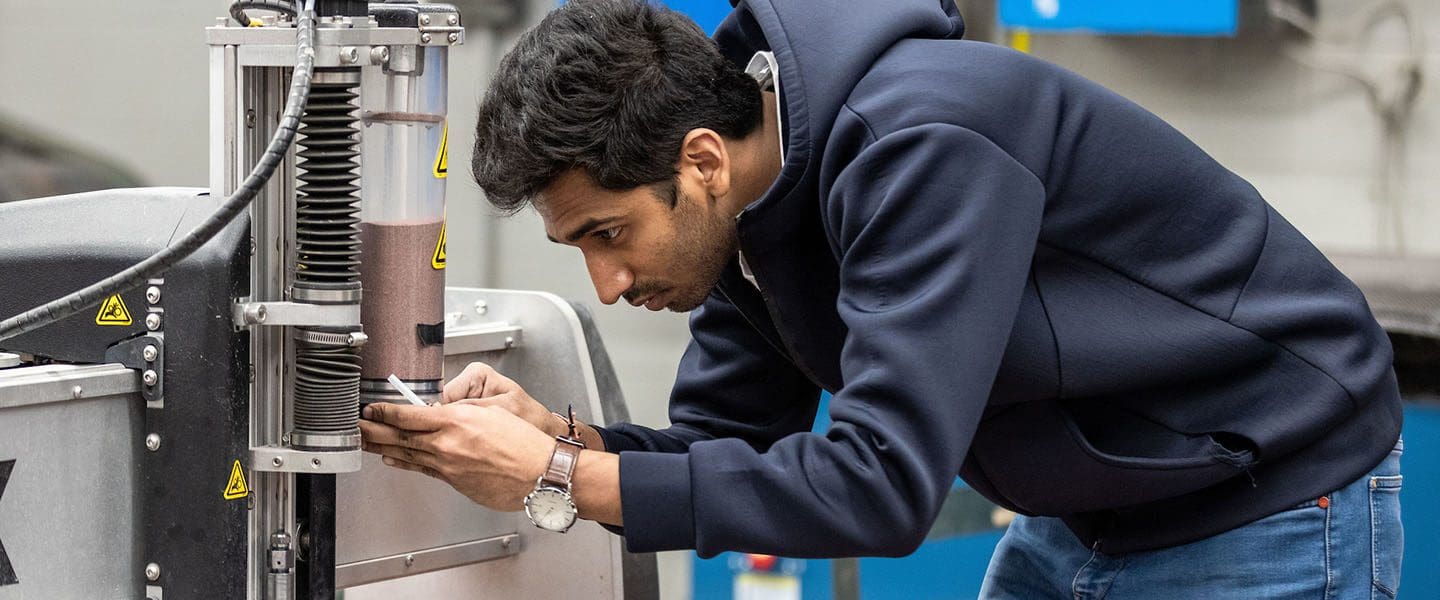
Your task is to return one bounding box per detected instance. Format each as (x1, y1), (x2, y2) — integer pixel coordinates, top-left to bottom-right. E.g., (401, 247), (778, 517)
(596, 227), (622, 241)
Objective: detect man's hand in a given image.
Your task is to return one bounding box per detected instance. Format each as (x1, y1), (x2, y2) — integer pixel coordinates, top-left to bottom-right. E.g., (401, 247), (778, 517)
(442, 362), (565, 438)
(358, 402), (554, 512)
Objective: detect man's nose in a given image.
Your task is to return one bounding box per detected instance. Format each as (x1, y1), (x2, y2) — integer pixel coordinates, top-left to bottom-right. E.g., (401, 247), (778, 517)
(586, 256), (633, 305)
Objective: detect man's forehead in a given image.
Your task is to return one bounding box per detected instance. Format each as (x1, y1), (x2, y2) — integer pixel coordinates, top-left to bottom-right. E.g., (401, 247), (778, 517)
(538, 170), (634, 241)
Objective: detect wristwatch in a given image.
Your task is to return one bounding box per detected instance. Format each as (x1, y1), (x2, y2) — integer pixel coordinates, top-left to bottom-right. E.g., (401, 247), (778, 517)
(525, 406), (585, 533)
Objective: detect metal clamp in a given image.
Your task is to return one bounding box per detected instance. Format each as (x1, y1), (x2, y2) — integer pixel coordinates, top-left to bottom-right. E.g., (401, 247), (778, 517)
(444, 322), (523, 355)
(250, 445), (362, 474)
(232, 301), (361, 328)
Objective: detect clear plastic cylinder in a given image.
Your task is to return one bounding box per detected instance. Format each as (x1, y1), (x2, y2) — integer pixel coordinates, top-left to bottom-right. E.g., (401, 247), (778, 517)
(358, 46), (448, 404)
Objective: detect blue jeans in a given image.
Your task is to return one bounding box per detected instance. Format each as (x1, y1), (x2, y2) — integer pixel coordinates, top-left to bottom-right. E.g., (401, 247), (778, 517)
(980, 440), (1404, 599)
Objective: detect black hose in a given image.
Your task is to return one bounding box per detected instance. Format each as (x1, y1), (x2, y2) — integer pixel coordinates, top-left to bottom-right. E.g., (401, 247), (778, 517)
(0, 0), (318, 343)
(230, 0), (297, 27)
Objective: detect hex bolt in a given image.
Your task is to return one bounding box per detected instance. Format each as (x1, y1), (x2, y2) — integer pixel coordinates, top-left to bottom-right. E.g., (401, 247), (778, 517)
(420, 33), (432, 44)
(142, 345), (159, 362)
(340, 46), (359, 64)
(142, 370), (159, 387)
(447, 14), (458, 25)
(145, 434), (161, 452)
(419, 14), (430, 25)
(370, 46), (390, 65)
(145, 563), (160, 581)
(146, 286), (162, 304)
(145, 313), (163, 331)
(272, 456), (284, 467)
(71, 385), (83, 399)
(447, 32), (458, 44)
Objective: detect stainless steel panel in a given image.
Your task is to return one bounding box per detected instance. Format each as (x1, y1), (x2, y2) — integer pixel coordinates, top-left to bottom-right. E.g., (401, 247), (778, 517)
(338, 289), (637, 599)
(0, 364), (142, 600)
(334, 533), (519, 589)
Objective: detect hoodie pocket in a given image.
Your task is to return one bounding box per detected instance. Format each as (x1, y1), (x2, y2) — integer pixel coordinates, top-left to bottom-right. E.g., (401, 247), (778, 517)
(969, 399), (1256, 515)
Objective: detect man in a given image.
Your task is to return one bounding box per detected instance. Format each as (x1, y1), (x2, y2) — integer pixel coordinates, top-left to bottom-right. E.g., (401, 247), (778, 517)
(359, 0), (1404, 597)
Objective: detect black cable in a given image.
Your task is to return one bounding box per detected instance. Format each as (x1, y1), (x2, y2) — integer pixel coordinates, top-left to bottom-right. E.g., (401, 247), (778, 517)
(0, 0), (317, 343)
(230, 0), (298, 27)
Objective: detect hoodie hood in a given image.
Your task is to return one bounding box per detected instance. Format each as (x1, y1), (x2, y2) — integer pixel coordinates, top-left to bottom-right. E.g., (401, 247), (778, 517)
(715, 0), (965, 204)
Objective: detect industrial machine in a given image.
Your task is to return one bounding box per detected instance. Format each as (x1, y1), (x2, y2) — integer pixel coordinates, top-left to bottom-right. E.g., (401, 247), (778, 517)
(0, 2), (656, 598)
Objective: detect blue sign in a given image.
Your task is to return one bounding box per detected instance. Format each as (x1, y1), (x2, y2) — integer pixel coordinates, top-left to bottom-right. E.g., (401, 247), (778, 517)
(999, 0), (1237, 37)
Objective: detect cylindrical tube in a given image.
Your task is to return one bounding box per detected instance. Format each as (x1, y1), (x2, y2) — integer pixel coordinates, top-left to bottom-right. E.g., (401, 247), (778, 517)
(358, 45), (448, 405)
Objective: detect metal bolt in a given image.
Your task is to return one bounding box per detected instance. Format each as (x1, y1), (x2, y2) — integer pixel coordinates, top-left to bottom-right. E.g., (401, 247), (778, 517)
(71, 385), (83, 399)
(311, 458), (322, 468)
(145, 313), (163, 331)
(143, 345), (159, 362)
(339, 46), (359, 64)
(145, 563), (160, 581)
(447, 32), (458, 44)
(474, 300), (488, 315)
(243, 305), (267, 324)
(370, 46), (390, 65)
(505, 336), (515, 348)
(419, 14), (430, 25)
(501, 537), (512, 548)
(146, 286), (162, 304)
(420, 33), (432, 44)
(244, 109), (256, 130)
(145, 434), (161, 451)
(404, 554), (415, 567)
(143, 370), (159, 387)
(272, 456), (284, 467)
(447, 14), (458, 25)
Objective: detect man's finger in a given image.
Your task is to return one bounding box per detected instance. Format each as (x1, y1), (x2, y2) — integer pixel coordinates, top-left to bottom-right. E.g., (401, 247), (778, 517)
(362, 402), (447, 431)
(443, 362), (497, 404)
(363, 441), (439, 468)
(358, 420), (443, 451)
(378, 454), (445, 481)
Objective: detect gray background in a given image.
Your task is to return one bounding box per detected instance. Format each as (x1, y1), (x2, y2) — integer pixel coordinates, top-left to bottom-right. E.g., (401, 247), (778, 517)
(1, 1), (1434, 597)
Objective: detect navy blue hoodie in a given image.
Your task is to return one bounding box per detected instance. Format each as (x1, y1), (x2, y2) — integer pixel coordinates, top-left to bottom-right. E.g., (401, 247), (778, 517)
(595, 0), (1402, 556)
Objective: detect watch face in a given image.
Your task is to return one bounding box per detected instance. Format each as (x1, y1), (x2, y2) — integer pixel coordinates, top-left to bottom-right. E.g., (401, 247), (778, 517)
(526, 487), (577, 532)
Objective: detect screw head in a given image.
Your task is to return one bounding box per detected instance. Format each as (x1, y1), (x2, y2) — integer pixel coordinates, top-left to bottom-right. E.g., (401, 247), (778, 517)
(504, 336), (515, 348)
(145, 563), (160, 581)
(419, 14), (430, 25)
(340, 46), (359, 64)
(370, 46), (390, 65)
(142, 345), (159, 362)
(420, 33), (432, 44)
(146, 286), (162, 304)
(145, 434), (161, 451)
(447, 14), (458, 25)
(447, 32), (459, 44)
(404, 554), (415, 566)
(272, 456), (284, 467)
(71, 385), (83, 399)
(474, 300), (488, 315)
(311, 458), (322, 468)
(144, 313), (162, 331)
(142, 370), (158, 386)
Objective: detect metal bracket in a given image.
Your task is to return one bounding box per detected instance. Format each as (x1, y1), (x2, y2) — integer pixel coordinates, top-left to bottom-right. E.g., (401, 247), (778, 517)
(443, 322), (523, 355)
(334, 533), (521, 589)
(250, 445), (362, 474)
(232, 301), (361, 328)
(105, 333), (166, 408)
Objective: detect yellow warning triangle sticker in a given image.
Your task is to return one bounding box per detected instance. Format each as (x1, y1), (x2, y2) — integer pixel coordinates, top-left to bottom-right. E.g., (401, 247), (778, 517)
(223, 459), (249, 500)
(431, 221), (447, 270)
(433, 123), (448, 179)
(95, 294), (133, 326)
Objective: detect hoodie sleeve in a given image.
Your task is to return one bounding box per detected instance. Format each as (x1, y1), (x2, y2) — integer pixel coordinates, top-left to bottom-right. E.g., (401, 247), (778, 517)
(614, 122), (1046, 557)
(594, 286), (822, 455)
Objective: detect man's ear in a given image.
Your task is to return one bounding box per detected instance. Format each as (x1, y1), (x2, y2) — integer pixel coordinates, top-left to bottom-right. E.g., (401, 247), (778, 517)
(677, 128), (731, 201)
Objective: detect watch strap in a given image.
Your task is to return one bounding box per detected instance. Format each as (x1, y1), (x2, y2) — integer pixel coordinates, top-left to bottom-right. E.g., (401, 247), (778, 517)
(540, 437), (585, 489)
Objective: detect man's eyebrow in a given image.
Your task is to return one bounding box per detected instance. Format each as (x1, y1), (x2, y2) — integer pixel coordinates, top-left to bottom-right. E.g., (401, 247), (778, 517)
(552, 216), (618, 244)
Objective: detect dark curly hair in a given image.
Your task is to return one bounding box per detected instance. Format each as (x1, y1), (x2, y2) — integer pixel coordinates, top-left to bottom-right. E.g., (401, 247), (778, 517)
(470, 0), (763, 212)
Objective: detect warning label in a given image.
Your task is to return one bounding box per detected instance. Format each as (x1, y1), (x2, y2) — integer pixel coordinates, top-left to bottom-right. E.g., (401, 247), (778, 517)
(433, 123), (448, 179)
(223, 460), (249, 500)
(432, 222), (447, 270)
(95, 295), (133, 326)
